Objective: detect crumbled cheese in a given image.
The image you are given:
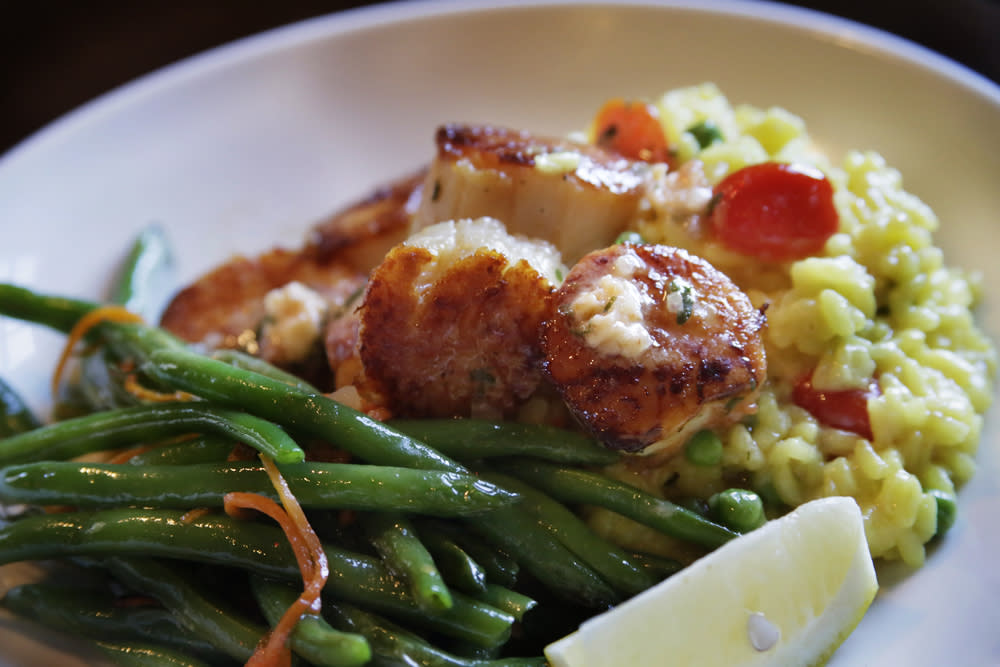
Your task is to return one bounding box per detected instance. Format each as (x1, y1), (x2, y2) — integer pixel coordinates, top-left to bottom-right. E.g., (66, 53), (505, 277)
(666, 277), (696, 324)
(534, 150), (583, 175)
(404, 217), (565, 288)
(261, 281), (329, 363)
(569, 251), (656, 359)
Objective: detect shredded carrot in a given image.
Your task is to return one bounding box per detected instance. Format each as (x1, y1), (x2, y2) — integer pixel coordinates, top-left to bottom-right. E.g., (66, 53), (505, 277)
(123, 374), (195, 402)
(51, 306), (145, 400)
(42, 504), (77, 514)
(107, 444), (158, 464)
(113, 595), (161, 609)
(227, 442), (259, 462)
(223, 455), (328, 667)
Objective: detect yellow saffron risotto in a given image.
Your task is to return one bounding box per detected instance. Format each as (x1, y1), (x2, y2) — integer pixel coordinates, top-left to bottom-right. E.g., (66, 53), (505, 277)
(586, 83), (997, 568)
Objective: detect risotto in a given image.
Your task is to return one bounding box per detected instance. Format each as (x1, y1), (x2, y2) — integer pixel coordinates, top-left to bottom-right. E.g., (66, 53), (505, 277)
(586, 83), (997, 568)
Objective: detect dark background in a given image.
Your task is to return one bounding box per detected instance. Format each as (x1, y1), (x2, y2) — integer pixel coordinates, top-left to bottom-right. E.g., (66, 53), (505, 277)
(1, 0), (998, 155)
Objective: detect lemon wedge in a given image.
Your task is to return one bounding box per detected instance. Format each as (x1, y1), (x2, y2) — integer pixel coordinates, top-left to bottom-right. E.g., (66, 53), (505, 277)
(545, 496), (878, 667)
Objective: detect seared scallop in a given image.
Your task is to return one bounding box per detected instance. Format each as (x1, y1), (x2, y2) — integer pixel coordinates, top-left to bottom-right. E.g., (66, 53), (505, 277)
(357, 217), (562, 419)
(159, 169), (424, 382)
(541, 243), (767, 459)
(413, 124), (648, 264)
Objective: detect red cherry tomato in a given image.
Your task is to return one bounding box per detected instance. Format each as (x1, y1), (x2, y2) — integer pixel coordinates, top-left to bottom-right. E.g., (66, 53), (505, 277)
(592, 98), (673, 165)
(792, 373), (878, 440)
(707, 162), (838, 262)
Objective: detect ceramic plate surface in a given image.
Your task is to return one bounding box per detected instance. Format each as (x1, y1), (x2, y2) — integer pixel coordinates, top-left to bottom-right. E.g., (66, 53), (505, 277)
(1, 1), (998, 665)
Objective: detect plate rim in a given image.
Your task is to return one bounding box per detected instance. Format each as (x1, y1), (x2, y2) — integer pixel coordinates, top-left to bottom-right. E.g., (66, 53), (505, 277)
(2, 0), (998, 171)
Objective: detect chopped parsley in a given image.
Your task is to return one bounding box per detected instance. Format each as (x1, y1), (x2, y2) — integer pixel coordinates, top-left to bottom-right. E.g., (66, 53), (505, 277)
(670, 279), (695, 325)
(686, 119), (724, 149)
(614, 230), (644, 245)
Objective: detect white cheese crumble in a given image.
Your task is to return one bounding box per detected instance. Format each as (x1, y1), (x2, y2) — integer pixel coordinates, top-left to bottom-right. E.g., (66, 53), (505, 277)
(261, 281), (329, 363)
(404, 217), (565, 289)
(569, 251), (657, 359)
(533, 150), (582, 175)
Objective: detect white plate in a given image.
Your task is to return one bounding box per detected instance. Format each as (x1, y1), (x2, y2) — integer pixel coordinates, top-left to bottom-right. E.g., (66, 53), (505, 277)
(1, 1), (998, 665)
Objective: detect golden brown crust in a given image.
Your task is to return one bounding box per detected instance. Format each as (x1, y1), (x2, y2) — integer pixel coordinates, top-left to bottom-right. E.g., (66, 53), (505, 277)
(357, 245), (553, 419)
(541, 244), (767, 457)
(159, 249), (364, 346)
(160, 170), (425, 352)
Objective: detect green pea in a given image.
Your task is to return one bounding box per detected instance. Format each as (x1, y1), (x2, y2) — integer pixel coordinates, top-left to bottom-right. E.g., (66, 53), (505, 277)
(614, 231), (644, 245)
(928, 489), (957, 538)
(708, 489), (766, 533)
(686, 119), (724, 149)
(684, 430), (723, 466)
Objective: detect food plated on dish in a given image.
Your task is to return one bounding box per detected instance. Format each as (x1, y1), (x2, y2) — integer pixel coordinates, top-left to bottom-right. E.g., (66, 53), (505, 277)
(0, 79), (994, 665)
(1, 3), (998, 666)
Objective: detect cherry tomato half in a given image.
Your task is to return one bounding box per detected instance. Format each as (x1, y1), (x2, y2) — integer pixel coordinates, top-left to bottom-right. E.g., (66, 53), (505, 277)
(792, 373), (878, 441)
(707, 162), (838, 262)
(592, 98), (673, 165)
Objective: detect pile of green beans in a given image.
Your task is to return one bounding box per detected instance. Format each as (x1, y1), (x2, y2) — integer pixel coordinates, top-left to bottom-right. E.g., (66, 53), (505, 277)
(0, 228), (751, 666)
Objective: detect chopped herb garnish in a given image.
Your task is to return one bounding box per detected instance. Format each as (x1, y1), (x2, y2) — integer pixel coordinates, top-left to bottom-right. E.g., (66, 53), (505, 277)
(431, 179), (441, 202)
(670, 280), (695, 325)
(603, 296), (617, 313)
(614, 231), (644, 245)
(687, 119), (724, 149)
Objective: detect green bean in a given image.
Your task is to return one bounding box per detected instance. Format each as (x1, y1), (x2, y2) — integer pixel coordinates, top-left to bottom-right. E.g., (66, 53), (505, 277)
(389, 418), (620, 466)
(929, 489), (957, 537)
(326, 602), (546, 667)
(417, 519), (520, 587)
(0, 401), (303, 466)
(0, 460), (518, 516)
(628, 551), (683, 581)
(476, 584), (537, 623)
(0, 508), (513, 647)
(707, 488), (766, 533)
(75, 228), (173, 412)
(0, 285), (464, 473)
(142, 345), (465, 472)
(0, 283), (97, 335)
(491, 458), (739, 548)
(126, 435), (235, 466)
(250, 576), (371, 666)
(418, 524), (489, 597)
(0, 376), (41, 437)
(466, 506), (619, 608)
(1, 582), (224, 660)
(104, 557), (265, 662)
(77, 349), (139, 411)
(211, 348), (319, 393)
(479, 471), (655, 598)
(683, 429), (723, 466)
(362, 512), (453, 612)
(111, 223), (174, 322)
(94, 640), (221, 667)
